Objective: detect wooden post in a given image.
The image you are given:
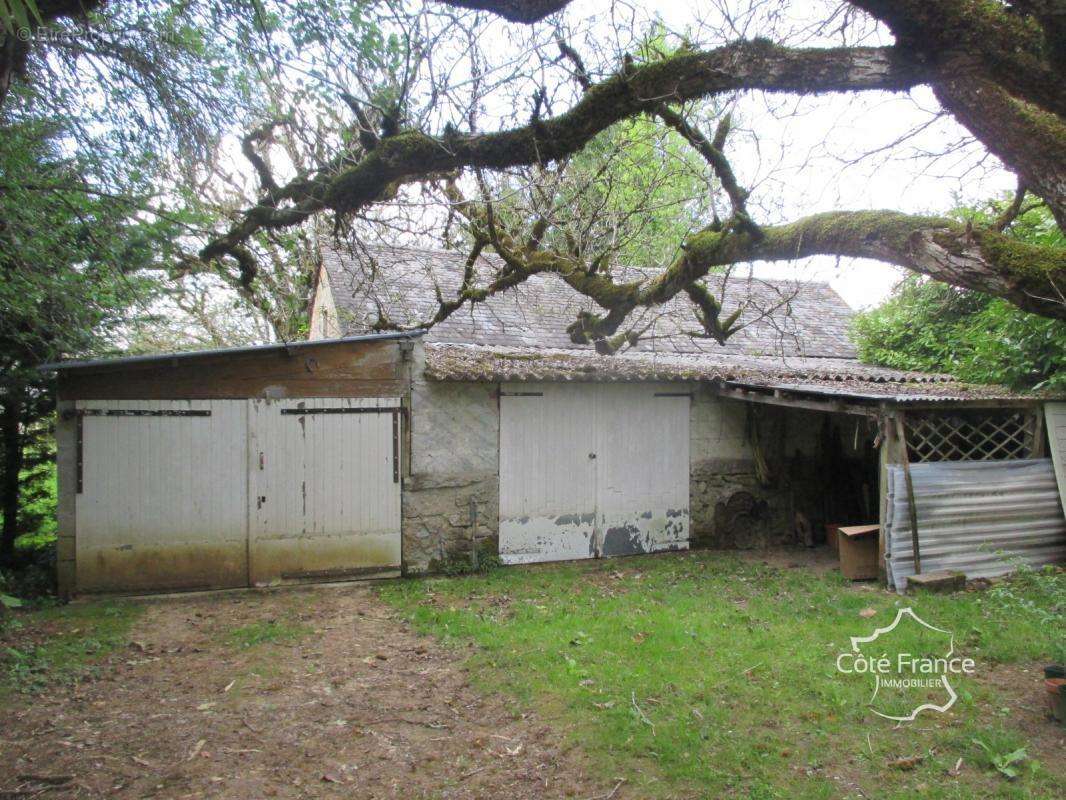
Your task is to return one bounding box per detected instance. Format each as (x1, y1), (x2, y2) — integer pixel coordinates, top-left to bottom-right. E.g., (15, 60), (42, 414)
(1030, 409), (1046, 458)
(893, 413), (921, 575)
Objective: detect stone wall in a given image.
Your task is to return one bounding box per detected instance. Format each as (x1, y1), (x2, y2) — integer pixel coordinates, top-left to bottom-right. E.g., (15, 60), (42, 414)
(401, 361), (860, 569)
(690, 388), (776, 548)
(402, 345), (500, 573)
(688, 390), (832, 549)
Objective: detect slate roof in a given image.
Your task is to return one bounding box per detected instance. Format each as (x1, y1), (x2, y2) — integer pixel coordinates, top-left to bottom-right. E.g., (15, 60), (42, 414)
(319, 244), (1053, 401)
(321, 244), (857, 358)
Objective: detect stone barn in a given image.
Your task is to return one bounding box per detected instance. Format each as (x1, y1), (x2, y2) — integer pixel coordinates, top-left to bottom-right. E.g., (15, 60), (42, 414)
(45, 246), (1066, 594)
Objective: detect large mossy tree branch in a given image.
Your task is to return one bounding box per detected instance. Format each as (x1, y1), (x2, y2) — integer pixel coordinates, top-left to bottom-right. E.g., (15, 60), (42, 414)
(929, 66), (1066, 231)
(685, 211), (1066, 320)
(381, 210), (1066, 351)
(200, 41), (925, 262)
(557, 210), (1066, 341)
(850, 0), (1066, 120)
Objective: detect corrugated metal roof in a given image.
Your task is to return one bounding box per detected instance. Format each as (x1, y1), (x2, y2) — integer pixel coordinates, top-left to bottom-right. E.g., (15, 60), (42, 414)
(727, 379), (1057, 403)
(38, 331), (425, 372)
(322, 244), (858, 358)
(884, 459), (1066, 592)
(422, 343), (1059, 402)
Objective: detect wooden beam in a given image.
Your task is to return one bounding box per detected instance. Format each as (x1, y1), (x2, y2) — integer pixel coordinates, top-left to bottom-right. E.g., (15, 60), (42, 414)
(1031, 409), (1046, 458)
(715, 385), (878, 417)
(893, 413), (922, 575)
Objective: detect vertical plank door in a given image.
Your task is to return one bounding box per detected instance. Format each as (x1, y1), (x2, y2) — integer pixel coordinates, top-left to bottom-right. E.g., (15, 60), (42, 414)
(248, 397), (402, 583)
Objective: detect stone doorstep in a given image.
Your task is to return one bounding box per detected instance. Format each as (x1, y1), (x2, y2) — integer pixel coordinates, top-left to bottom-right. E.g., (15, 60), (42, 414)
(906, 570), (967, 594)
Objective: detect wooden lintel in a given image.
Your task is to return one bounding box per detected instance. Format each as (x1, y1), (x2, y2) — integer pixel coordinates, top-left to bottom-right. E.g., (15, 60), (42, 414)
(715, 385), (877, 417)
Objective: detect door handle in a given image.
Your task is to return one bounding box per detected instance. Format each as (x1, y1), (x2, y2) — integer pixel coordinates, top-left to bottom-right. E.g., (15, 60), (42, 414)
(588, 452), (597, 459)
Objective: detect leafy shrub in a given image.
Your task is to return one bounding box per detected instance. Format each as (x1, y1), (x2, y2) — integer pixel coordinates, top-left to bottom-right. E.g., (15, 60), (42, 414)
(852, 200), (1066, 390)
(853, 278), (1066, 390)
(430, 539), (502, 576)
(0, 536), (57, 604)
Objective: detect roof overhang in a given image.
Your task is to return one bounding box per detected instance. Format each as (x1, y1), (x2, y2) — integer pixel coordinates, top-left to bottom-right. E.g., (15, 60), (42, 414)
(423, 343), (1060, 407)
(717, 382), (1052, 417)
(39, 331), (425, 373)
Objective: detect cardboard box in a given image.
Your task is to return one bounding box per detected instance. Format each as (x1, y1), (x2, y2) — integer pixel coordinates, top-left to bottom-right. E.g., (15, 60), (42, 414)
(838, 524), (879, 580)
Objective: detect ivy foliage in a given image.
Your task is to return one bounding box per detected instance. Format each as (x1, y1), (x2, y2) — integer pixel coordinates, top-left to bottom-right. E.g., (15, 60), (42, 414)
(852, 200), (1066, 390)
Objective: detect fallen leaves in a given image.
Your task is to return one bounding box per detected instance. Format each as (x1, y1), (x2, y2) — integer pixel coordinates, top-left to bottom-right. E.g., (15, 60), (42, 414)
(888, 754), (924, 770)
(187, 739), (207, 761)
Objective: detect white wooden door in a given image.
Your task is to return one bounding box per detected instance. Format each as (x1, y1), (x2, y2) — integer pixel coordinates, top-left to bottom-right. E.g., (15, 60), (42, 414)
(498, 384), (598, 564)
(74, 400), (248, 592)
(499, 383), (690, 564)
(596, 385), (690, 556)
(248, 397), (402, 583)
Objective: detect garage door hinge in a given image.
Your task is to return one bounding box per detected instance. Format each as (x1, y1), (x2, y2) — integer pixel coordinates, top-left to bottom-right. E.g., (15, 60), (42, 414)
(64, 408), (212, 418)
(392, 411), (400, 483)
(280, 406), (404, 415)
(75, 415), (84, 494)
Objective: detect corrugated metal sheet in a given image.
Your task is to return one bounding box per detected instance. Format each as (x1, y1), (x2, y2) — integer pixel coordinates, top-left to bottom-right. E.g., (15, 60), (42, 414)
(885, 459), (1066, 592)
(499, 383), (690, 565)
(249, 397), (402, 583)
(75, 399), (250, 592)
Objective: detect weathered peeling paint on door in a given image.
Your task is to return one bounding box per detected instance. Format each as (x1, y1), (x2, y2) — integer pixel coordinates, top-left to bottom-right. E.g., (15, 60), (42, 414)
(74, 399), (249, 592)
(499, 383), (690, 564)
(248, 397), (402, 584)
(498, 384), (598, 564)
(596, 385), (690, 556)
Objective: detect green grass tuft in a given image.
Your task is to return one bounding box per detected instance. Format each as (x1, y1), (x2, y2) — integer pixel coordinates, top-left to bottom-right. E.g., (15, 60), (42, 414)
(1, 601), (141, 696)
(225, 618), (310, 649)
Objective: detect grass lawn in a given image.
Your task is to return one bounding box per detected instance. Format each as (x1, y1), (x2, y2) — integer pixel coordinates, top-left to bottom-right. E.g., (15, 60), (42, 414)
(380, 551), (1066, 799)
(0, 600), (142, 699)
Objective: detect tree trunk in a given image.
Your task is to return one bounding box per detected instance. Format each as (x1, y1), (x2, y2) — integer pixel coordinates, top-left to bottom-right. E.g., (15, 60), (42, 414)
(931, 60), (1066, 230)
(0, 395), (23, 567)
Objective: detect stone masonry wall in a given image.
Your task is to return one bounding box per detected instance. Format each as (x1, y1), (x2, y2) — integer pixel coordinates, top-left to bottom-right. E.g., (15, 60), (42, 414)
(689, 388), (810, 549)
(402, 346), (499, 573)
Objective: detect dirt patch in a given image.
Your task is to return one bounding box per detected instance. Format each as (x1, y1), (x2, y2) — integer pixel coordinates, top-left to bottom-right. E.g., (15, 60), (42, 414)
(0, 585), (606, 799)
(974, 662), (1066, 768)
(732, 543), (843, 574)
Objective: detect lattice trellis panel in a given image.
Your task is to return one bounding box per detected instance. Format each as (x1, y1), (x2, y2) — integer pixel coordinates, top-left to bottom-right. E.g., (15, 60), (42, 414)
(904, 411), (1038, 462)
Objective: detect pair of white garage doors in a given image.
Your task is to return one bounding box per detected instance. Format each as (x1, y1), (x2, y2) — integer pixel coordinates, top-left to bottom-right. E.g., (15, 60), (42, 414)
(73, 384), (692, 592)
(498, 383), (691, 564)
(73, 398), (402, 592)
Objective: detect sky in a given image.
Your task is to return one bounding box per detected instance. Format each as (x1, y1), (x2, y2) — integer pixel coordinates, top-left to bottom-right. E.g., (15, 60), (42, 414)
(587, 0), (1015, 309)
